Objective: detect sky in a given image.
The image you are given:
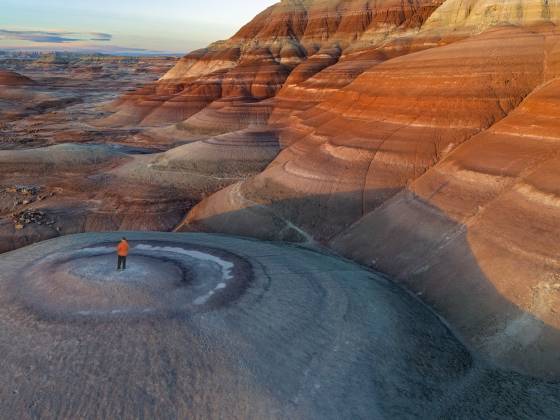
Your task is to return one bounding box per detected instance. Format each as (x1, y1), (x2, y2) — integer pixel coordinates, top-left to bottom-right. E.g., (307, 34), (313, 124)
(0, 0), (278, 55)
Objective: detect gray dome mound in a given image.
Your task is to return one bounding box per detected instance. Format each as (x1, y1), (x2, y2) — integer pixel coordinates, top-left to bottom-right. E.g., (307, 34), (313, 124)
(16, 241), (250, 319)
(0, 233), (558, 419)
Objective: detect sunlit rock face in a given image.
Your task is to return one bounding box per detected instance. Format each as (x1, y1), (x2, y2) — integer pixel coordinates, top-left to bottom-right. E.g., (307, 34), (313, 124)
(96, 1), (448, 242)
(331, 71), (560, 379)
(182, 10), (560, 378)
(103, 0), (445, 130)
(187, 24), (556, 240)
(422, 0), (560, 35)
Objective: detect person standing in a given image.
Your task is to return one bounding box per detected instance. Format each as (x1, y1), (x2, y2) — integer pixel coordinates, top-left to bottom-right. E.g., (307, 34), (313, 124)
(117, 237), (129, 270)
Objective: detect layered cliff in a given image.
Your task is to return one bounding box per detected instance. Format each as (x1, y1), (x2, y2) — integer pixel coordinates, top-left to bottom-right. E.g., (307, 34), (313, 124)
(176, 1), (560, 378)
(188, 23), (555, 240)
(95, 0), (560, 378)
(331, 73), (560, 377)
(422, 0), (560, 35)
(102, 0), (445, 130)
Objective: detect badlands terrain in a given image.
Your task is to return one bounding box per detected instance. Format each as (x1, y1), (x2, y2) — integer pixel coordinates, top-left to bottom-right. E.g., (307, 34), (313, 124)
(0, 232), (558, 418)
(2, 0), (560, 417)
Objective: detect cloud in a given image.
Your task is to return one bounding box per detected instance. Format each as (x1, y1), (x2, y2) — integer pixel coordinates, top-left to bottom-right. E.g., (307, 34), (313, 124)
(0, 29), (112, 44)
(0, 44), (181, 56)
(89, 32), (112, 41)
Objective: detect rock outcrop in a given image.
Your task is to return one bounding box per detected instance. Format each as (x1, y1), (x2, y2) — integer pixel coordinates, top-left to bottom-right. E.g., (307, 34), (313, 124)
(331, 73), (560, 378)
(177, 2), (560, 378)
(0, 71), (45, 120)
(103, 0), (445, 131)
(422, 0), (560, 36)
(187, 24), (557, 239)
(0, 70), (35, 86)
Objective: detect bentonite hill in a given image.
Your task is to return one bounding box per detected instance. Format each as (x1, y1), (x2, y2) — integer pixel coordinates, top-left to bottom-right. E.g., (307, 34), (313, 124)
(1, 0), (560, 418)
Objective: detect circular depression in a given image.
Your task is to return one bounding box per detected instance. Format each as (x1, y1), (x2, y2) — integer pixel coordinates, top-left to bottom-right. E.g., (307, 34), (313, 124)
(15, 240), (251, 319)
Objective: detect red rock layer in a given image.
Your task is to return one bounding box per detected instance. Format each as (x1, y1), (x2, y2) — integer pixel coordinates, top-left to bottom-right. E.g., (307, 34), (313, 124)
(103, 0), (444, 129)
(103, 0), (560, 378)
(0, 70), (35, 86)
(188, 25), (553, 238)
(185, 24), (560, 377)
(332, 67), (560, 378)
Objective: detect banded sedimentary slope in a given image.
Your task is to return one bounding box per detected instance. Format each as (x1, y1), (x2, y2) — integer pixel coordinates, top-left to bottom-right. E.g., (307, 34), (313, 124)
(5, 0), (560, 385)
(170, 1), (560, 378)
(87, 0), (453, 249)
(332, 74), (560, 378)
(422, 0), (560, 35)
(103, 0), (445, 131)
(188, 24), (557, 240)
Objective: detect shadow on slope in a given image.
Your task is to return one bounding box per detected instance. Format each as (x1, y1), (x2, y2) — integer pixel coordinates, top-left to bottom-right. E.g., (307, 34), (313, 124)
(181, 188), (560, 379)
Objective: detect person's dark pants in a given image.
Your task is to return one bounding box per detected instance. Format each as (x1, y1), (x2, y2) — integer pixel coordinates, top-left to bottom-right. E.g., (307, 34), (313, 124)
(117, 255), (127, 270)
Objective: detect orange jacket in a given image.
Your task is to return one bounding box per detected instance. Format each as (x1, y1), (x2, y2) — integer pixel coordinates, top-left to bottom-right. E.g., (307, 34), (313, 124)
(117, 240), (129, 257)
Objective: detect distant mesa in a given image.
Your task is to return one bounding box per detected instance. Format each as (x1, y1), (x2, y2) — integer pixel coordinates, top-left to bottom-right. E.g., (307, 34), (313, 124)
(0, 70), (35, 86)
